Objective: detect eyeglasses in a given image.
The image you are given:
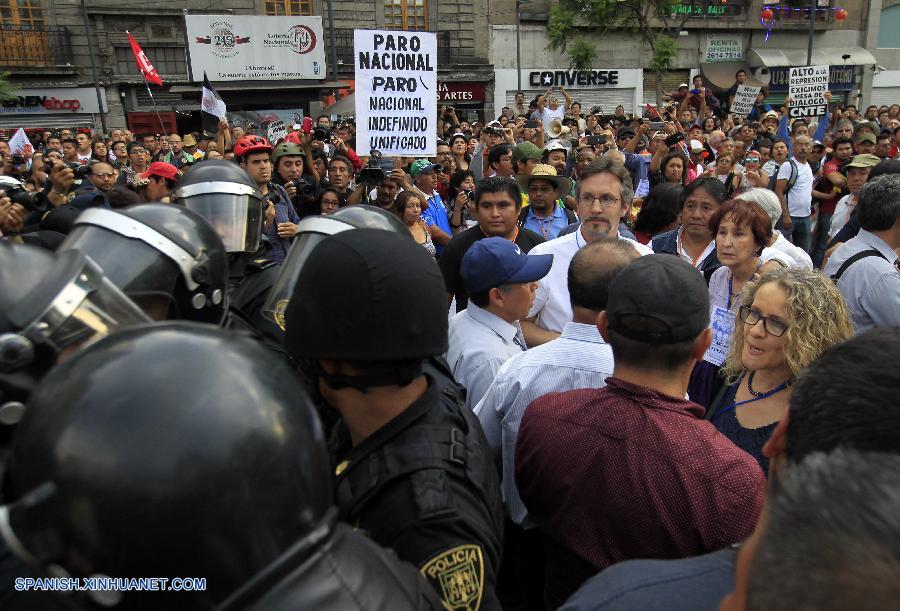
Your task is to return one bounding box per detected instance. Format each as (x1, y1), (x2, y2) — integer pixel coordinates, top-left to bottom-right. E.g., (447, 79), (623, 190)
(739, 305), (789, 337)
(92, 172), (117, 179)
(577, 193), (621, 208)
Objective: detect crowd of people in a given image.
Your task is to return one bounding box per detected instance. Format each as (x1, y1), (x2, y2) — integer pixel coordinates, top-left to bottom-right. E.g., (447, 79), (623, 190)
(0, 76), (899, 611)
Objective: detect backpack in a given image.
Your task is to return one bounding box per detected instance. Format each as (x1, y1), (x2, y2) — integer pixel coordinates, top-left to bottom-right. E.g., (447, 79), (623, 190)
(830, 249), (889, 282)
(767, 159), (798, 194)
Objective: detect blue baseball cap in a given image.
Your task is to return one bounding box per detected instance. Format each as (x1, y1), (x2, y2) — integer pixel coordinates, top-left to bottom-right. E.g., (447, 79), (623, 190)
(461, 237), (553, 294)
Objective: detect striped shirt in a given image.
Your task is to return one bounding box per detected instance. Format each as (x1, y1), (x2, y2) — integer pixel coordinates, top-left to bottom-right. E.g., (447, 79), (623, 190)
(474, 322), (614, 525)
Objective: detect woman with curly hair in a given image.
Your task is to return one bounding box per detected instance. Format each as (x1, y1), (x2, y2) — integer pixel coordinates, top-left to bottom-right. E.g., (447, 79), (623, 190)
(709, 266), (853, 474)
(449, 133), (471, 172)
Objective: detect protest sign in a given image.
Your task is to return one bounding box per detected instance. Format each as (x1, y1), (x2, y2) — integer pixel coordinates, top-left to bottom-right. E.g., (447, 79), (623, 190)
(788, 65), (829, 118)
(730, 85), (761, 117)
(8, 128), (32, 156)
(266, 120), (287, 144)
(354, 29), (437, 157)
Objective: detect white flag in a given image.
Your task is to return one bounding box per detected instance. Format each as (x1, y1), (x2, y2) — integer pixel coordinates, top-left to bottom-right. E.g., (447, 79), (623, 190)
(8, 128), (32, 157)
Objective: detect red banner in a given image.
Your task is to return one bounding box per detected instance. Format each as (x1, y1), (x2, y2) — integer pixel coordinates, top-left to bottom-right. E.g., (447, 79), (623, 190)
(127, 31), (164, 87)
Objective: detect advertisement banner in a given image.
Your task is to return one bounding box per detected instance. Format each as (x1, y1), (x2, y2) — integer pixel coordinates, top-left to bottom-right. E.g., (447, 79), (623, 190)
(0, 88), (108, 114)
(185, 15), (326, 82)
(704, 35), (743, 62)
(730, 85), (761, 117)
(354, 29), (437, 157)
(788, 65), (829, 118)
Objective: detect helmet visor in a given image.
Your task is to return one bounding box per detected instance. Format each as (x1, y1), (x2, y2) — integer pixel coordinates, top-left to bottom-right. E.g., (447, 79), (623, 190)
(24, 257), (151, 356)
(262, 216), (355, 330)
(179, 193), (263, 253)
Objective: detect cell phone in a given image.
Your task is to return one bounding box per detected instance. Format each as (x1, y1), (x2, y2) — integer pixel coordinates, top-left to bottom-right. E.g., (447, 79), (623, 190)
(691, 89), (702, 95)
(649, 122), (666, 131)
(664, 132), (685, 148)
(302, 117), (312, 135)
(524, 120), (539, 129)
(587, 135), (607, 145)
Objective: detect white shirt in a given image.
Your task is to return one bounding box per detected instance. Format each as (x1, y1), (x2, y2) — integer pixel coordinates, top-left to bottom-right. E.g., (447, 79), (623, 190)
(446, 302), (527, 409)
(474, 322), (614, 525)
(829, 193), (856, 240)
(528, 229), (654, 333)
(676, 226), (715, 269)
(761, 232), (813, 269)
(532, 106), (565, 134)
(777, 158), (814, 217)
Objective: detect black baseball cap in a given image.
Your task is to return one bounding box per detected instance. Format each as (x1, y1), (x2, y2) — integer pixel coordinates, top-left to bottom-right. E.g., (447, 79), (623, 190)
(606, 255), (709, 345)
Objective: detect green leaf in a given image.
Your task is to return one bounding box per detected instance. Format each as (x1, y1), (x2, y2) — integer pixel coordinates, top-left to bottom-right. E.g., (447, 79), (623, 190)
(0, 72), (18, 102)
(567, 37), (597, 70)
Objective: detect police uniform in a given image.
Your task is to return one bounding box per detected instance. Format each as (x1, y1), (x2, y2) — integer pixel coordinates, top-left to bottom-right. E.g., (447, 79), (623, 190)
(330, 363), (504, 611)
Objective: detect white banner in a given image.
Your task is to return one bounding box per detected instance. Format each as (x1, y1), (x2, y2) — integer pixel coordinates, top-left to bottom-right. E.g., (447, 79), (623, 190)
(704, 35), (743, 62)
(185, 15), (326, 81)
(730, 85), (761, 117)
(789, 65), (829, 118)
(354, 29), (437, 157)
(8, 128), (31, 156)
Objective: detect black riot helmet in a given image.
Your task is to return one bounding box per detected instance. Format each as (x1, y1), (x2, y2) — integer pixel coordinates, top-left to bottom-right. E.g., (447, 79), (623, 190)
(0, 242), (150, 449)
(59, 204), (229, 324)
(0, 323), (334, 610)
(284, 229), (448, 389)
(171, 159), (264, 253)
(262, 205), (410, 330)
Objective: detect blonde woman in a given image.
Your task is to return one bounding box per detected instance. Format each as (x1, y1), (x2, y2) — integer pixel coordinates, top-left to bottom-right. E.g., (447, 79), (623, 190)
(708, 267), (853, 475)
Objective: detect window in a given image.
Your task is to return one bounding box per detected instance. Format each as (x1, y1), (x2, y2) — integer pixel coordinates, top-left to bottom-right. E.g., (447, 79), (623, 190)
(878, 6), (900, 48)
(384, 0), (428, 30)
(265, 0), (313, 16)
(0, 0), (44, 28)
(115, 46), (186, 77)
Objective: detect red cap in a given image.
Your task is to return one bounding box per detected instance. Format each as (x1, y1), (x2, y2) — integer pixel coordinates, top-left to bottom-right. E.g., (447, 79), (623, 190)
(141, 162), (181, 182)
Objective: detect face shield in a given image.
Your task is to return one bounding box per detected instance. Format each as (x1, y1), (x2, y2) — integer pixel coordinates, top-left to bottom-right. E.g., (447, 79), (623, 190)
(262, 216), (355, 330)
(173, 182), (263, 253)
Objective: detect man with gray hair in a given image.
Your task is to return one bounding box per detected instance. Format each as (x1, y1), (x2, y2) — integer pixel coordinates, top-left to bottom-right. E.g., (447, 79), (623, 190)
(823, 174), (900, 332)
(739, 188), (813, 268)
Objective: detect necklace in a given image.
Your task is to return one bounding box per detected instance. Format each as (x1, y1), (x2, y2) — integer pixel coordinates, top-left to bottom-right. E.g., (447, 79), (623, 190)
(747, 370), (792, 397)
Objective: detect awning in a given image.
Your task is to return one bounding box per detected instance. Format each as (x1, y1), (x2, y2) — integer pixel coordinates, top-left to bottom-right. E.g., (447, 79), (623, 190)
(748, 46), (877, 67)
(700, 62), (764, 91)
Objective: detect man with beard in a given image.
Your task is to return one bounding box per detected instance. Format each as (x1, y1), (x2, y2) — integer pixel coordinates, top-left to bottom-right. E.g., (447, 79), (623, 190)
(521, 158), (652, 346)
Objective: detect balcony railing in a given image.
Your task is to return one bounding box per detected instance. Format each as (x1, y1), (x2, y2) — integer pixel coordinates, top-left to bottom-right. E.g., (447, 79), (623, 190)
(333, 29), (470, 70)
(0, 25), (73, 67)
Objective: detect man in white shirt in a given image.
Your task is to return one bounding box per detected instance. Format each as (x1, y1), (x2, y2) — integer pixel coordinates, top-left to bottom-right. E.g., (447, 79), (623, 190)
(522, 158), (653, 346)
(446, 237), (553, 408)
(829, 154), (880, 241)
(775, 135), (814, 252)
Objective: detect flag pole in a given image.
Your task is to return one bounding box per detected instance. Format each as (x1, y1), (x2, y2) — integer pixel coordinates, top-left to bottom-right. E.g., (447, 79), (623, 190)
(145, 82), (169, 143)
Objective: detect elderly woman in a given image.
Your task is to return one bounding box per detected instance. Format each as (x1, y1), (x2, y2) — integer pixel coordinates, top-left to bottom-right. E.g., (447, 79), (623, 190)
(688, 198), (779, 408)
(710, 267), (852, 474)
(392, 190), (435, 257)
(707, 152), (742, 199)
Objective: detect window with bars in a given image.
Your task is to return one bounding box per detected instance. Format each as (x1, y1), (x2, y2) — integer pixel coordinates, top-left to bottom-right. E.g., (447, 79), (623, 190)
(384, 0), (428, 30)
(0, 0), (44, 28)
(265, 0), (313, 16)
(115, 46), (186, 77)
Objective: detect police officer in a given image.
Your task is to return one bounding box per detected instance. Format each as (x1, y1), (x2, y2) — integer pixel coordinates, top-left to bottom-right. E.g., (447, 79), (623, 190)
(0, 323), (443, 610)
(58, 204), (229, 325)
(283, 228), (505, 611)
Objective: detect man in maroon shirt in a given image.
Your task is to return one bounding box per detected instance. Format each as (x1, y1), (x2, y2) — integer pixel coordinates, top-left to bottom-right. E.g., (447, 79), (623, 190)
(812, 136), (854, 267)
(515, 255), (765, 609)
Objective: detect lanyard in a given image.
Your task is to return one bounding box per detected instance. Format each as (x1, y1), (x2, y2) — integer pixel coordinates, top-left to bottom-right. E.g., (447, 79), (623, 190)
(714, 373), (791, 418)
(727, 261), (762, 309)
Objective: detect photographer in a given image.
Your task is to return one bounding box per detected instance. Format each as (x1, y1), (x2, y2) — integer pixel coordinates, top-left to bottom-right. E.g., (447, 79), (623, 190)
(69, 160), (118, 210)
(271, 141), (318, 216)
(471, 121), (516, 182)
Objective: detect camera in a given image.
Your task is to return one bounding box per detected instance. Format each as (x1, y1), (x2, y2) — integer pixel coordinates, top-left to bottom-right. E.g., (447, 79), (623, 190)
(484, 126), (505, 137)
(313, 126), (332, 142)
(65, 162), (92, 180)
(357, 149), (387, 186)
(9, 154), (26, 166)
(0, 177), (45, 213)
(463, 189), (474, 201)
(291, 177), (317, 198)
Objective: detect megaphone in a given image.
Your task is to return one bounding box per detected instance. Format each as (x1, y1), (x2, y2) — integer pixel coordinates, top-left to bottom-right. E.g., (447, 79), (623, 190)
(547, 119), (571, 139)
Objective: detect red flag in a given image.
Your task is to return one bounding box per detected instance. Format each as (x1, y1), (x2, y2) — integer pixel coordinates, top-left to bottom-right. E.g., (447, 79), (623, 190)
(127, 31), (163, 86)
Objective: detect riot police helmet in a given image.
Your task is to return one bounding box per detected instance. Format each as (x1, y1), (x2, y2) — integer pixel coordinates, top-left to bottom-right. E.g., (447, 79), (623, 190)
(262, 205), (410, 330)
(0, 323), (333, 610)
(172, 159), (264, 253)
(59, 204), (229, 324)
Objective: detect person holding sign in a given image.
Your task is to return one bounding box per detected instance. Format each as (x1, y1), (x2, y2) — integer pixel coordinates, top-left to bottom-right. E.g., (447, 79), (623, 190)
(709, 267), (852, 475)
(688, 199), (778, 408)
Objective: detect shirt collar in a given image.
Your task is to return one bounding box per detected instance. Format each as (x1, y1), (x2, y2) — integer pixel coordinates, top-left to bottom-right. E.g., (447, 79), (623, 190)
(526, 203), (564, 221)
(577, 226), (621, 249)
(605, 377), (705, 418)
(466, 302), (521, 344)
(858, 229), (899, 263)
(560, 321), (605, 343)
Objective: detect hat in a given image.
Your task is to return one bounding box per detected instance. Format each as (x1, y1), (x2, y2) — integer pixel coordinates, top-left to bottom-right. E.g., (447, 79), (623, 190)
(182, 134), (197, 147)
(461, 237), (553, 294)
(140, 162), (181, 182)
(271, 141), (305, 164)
(679, 83), (689, 89)
(543, 140), (568, 154)
(515, 164), (573, 194)
(856, 132), (876, 145)
(761, 110), (780, 123)
(512, 142), (543, 165)
(410, 159), (441, 177)
(854, 121), (879, 135)
(689, 139), (705, 153)
(617, 127), (636, 140)
(845, 153), (881, 169)
(606, 255), (710, 345)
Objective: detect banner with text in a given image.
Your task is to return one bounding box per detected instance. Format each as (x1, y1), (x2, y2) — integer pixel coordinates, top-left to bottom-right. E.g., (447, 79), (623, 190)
(788, 65), (829, 118)
(704, 35), (743, 62)
(185, 15), (326, 82)
(354, 29), (437, 157)
(730, 85), (761, 117)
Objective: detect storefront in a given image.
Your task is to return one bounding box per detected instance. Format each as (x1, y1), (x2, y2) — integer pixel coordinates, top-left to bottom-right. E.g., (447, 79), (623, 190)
(871, 71), (900, 107)
(0, 87), (108, 130)
(493, 69), (644, 120)
(438, 81), (487, 124)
